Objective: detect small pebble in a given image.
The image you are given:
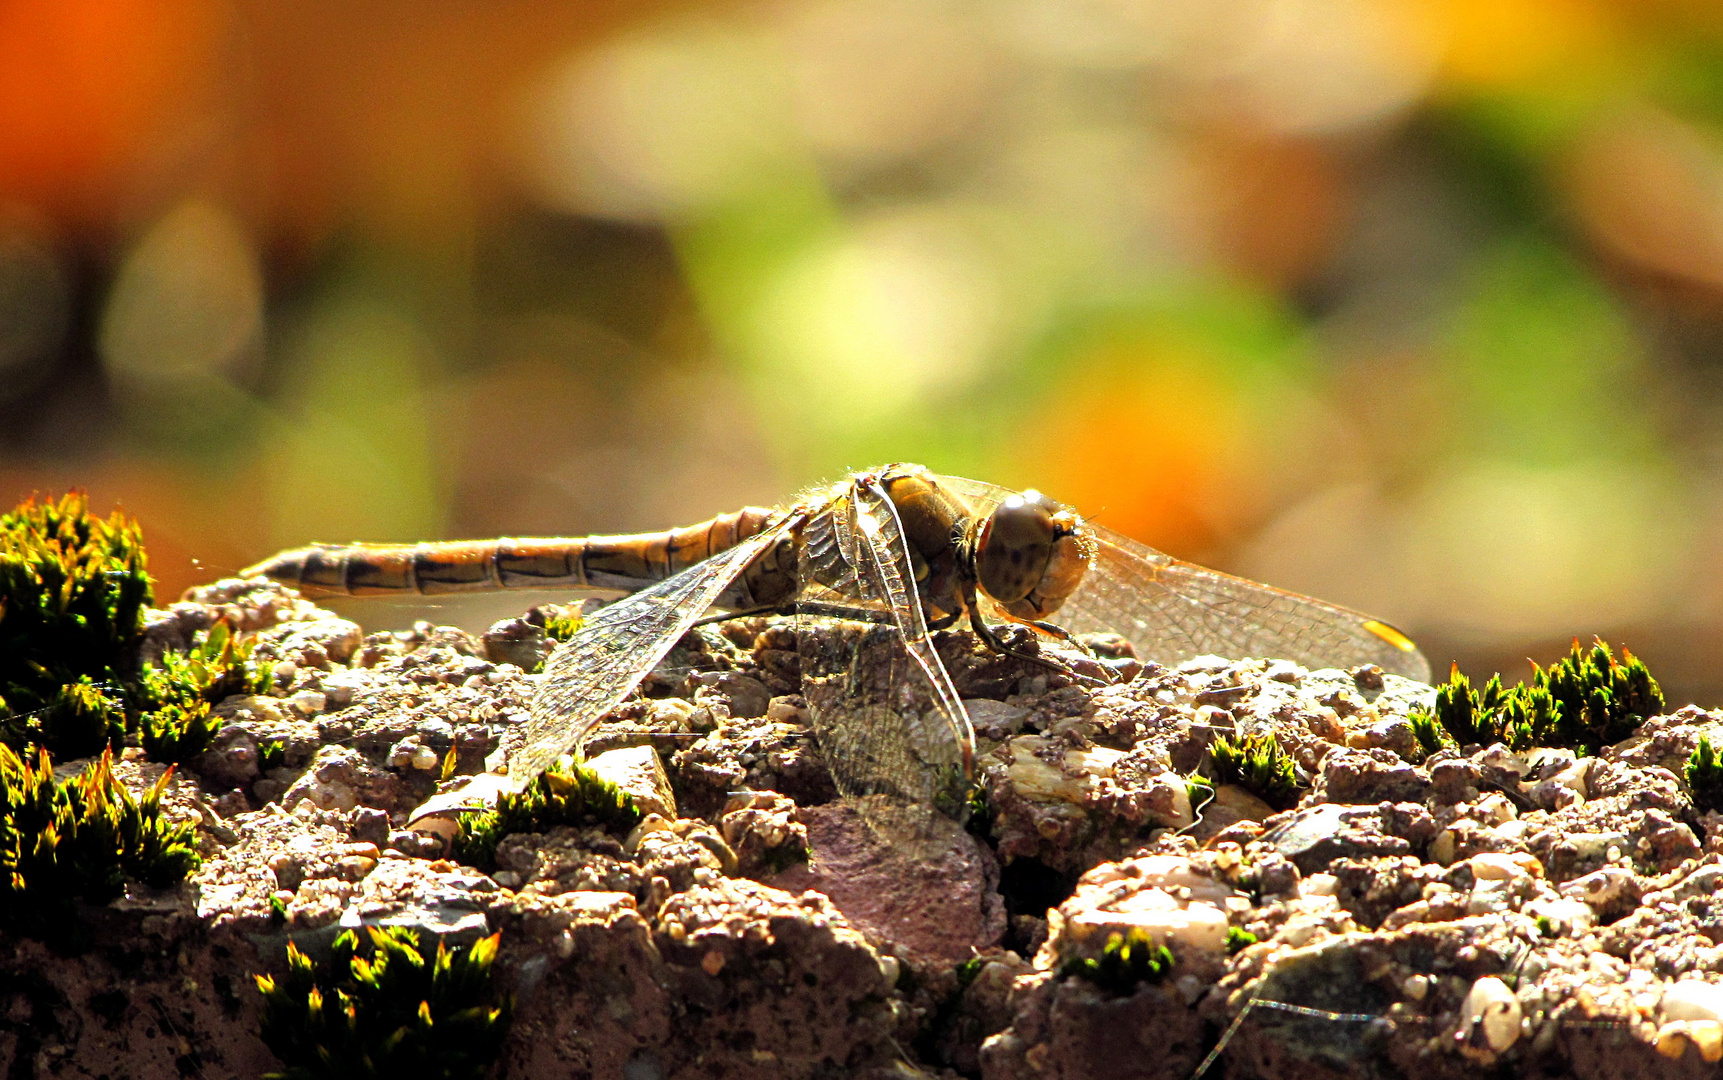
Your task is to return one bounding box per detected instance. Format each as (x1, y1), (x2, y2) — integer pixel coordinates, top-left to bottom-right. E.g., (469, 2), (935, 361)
(1462, 976), (1521, 1053)
(1662, 980), (1723, 1024)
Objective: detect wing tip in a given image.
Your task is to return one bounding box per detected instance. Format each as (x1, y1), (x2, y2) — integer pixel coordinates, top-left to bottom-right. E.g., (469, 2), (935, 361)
(1363, 618), (1432, 682)
(1363, 618), (1418, 654)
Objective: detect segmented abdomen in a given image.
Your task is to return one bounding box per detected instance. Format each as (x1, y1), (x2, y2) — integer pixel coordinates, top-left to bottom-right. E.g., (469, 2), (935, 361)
(243, 507), (780, 596)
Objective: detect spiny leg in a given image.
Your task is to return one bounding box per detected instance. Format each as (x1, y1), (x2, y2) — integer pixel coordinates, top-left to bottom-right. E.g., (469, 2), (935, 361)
(962, 589), (1114, 688)
(690, 600), (896, 630)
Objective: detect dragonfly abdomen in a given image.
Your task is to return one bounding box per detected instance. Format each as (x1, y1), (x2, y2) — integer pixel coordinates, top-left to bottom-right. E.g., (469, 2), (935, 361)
(244, 507), (781, 596)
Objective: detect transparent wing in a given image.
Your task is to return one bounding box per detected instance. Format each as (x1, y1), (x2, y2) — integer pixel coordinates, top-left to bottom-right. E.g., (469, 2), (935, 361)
(511, 521), (794, 789)
(796, 479), (975, 824)
(936, 474), (1430, 681)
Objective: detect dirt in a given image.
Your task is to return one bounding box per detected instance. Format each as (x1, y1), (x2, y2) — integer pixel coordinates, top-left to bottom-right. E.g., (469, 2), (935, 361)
(7, 578), (1723, 1079)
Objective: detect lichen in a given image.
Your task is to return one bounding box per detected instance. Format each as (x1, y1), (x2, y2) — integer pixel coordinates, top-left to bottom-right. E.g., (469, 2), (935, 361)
(254, 926), (512, 1080)
(0, 744), (201, 940)
(450, 758), (640, 868)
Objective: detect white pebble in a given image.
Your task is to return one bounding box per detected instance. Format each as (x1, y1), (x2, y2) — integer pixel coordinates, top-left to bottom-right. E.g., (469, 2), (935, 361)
(289, 690), (327, 716)
(1662, 980), (1723, 1024)
(1463, 976), (1521, 1053)
(1469, 853), (1525, 880)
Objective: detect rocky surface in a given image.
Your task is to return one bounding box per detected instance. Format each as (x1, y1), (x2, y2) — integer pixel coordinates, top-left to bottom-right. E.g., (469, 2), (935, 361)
(11, 577), (1723, 1078)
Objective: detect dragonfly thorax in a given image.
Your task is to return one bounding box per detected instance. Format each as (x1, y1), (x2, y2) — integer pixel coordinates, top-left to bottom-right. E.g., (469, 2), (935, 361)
(973, 490), (1093, 620)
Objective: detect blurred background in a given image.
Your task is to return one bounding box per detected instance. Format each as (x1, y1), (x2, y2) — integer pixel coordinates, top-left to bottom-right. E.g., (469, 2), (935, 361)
(6, 0), (1723, 700)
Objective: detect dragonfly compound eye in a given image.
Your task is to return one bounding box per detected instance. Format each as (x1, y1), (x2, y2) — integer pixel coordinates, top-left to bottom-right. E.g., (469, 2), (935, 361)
(976, 491), (1060, 604)
(1013, 510), (1092, 618)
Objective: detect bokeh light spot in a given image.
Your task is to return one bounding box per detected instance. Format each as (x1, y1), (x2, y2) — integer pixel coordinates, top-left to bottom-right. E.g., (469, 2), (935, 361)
(748, 208), (1007, 432)
(520, 20), (797, 221)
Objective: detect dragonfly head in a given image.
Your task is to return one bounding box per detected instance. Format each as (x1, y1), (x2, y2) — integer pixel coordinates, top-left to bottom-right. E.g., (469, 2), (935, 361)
(974, 490), (1094, 619)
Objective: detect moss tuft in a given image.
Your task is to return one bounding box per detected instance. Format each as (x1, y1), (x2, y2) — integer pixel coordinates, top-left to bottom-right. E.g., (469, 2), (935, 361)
(0, 493), (271, 767)
(450, 759), (640, 868)
(1059, 928), (1174, 996)
(1186, 772), (1215, 814)
(139, 700), (222, 767)
(0, 493), (152, 758)
(134, 621), (273, 764)
(254, 926), (512, 1080)
(1408, 706), (1453, 759)
(1225, 926), (1258, 954)
(259, 739), (288, 774)
(1207, 731), (1301, 811)
(1415, 639), (1664, 755)
(0, 744), (201, 939)
(542, 611), (582, 644)
(1687, 735), (1723, 814)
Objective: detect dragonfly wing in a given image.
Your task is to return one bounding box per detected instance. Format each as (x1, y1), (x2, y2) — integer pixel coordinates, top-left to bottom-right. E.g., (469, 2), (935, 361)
(1063, 522), (1431, 681)
(932, 474), (1428, 680)
(796, 478), (975, 822)
(511, 521), (794, 790)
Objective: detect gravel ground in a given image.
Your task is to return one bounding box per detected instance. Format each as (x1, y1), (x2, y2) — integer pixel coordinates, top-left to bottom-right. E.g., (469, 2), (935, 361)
(7, 577), (1723, 1079)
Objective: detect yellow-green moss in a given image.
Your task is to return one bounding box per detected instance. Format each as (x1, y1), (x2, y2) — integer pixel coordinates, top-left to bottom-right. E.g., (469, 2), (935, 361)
(1060, 928), (1174, 996)
(255, 926), (512, 1080)
(1418, 639), (1664, 755)
(1207, 731), (1301, 811)
(0, 744), (201, 939)
(0, 493), (151, 758)
(450, 759), (640, 868)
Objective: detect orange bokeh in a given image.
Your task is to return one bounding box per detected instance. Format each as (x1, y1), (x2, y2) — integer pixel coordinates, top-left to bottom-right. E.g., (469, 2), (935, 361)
(1024, 350), (1252, 560)
(0, 0), (226, 222)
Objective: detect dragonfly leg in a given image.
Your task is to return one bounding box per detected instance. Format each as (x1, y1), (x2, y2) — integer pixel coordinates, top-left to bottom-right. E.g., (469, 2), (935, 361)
(690, 601), (895, 629)
(964, 604), (1112, 688)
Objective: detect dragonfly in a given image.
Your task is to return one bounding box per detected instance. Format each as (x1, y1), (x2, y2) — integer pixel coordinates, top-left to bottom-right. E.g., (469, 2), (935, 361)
(245, 463), (1429, 815)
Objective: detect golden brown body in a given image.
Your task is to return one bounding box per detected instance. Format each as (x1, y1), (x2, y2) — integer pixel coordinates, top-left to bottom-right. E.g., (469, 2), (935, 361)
(243, 506), (793, 608)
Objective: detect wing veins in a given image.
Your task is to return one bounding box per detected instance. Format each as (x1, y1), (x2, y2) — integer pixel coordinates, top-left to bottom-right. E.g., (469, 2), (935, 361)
(511, 520), (794, 789)
(852, 479), (975, 775)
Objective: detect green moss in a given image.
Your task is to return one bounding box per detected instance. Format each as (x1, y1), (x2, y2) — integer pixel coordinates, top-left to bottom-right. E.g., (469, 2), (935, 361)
(955, 955), (987, 991)
(139, 701), (222, 767)
(0, 493), (152, 759)
(0, 493), (273, 766)
(259, 739), (288, 773)
(1207, 731), (1301, 811)
(1687, 735), (1723, 814)
(542, 611), (582, 644)
(1186, 772), (1214, 811)
(1225, 926), (1258, 954)
(0, 744), (201, 939)
(1416, 640), (1664, 755)
(134, 622), (273, 765)
(1408, 707), (1453, 759)
(254, 926), (512, 1080)
(1540, 639), (1664, 751)
(1060, 929), (1174, 996)
(450, 759), (640, 868)
(962, 779), (992, 840)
